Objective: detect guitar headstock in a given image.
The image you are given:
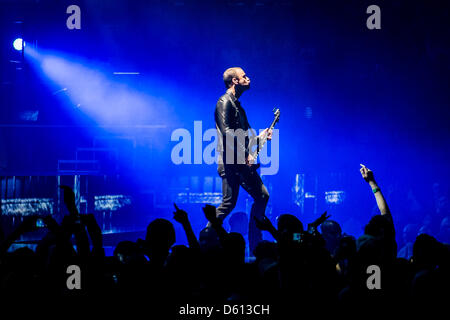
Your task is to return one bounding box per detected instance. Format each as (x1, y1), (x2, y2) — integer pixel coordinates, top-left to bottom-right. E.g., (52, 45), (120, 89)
(272, 108), (280, 124)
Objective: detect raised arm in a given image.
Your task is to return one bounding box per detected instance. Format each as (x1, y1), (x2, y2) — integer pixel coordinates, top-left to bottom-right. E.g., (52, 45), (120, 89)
(59, 185), (78, 215)
(0, 216), (37, 257)
(0, 215), (62, 258)
(80, 213), (105, 258)
(254, 215), (279, 241)
(360, 164), (390, 215)
(173, 203), (200, 249)
(307, 211), (331, 234)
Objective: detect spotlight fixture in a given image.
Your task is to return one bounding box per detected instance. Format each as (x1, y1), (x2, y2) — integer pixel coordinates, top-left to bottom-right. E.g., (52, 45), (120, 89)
(13, 38), (25, 51)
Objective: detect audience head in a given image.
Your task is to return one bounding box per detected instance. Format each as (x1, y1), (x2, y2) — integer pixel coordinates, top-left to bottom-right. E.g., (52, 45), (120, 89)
(223, 232), (246, 264)
(320, 220), (343, 256)
(277, 214), (303, 234)
(364, 215), (394, 240)
(321, 220), (342, 240)
(335, 235), (357, 261)
(412, 233), (441, 269)
(277, 214), (304, 245)
(145, 218), (175, 252)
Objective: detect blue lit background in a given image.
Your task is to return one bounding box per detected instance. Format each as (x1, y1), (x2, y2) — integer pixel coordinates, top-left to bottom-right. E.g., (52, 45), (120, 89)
(0, 0), (449, 248)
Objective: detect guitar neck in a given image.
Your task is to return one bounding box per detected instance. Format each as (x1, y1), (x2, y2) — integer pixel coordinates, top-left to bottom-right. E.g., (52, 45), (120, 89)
(250, 116), (278, 158)
(268, 117), (278, 131)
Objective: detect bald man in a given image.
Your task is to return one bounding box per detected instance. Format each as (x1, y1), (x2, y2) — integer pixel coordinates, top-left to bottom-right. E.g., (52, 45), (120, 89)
(214, 67), (271, 253)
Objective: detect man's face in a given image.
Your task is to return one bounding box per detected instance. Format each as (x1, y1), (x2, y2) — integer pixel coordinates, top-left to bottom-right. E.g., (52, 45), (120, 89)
(234, 69), (250, 90)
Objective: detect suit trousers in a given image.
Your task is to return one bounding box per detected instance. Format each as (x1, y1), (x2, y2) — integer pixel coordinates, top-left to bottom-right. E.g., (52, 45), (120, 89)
(215, 165), (270, 254)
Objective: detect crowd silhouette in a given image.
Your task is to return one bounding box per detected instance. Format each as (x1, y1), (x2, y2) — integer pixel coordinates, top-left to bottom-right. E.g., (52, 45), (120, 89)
(0, 165), (448, 315)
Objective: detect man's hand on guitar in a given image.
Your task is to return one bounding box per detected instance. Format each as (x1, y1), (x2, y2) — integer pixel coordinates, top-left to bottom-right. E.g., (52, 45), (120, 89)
(246, 153), (256, 166)
(260, 128), (273, 140)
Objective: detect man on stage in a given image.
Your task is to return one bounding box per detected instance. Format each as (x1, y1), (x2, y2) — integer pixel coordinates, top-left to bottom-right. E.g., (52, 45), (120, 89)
(214, 67), (272, 253)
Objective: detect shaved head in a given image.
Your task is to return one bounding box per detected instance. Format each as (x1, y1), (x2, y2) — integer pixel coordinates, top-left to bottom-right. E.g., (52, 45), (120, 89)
(223, 67), (243, 88)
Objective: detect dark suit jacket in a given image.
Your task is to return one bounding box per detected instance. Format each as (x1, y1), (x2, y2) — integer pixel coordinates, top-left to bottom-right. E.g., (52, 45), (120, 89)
(215, 92), (254, 175)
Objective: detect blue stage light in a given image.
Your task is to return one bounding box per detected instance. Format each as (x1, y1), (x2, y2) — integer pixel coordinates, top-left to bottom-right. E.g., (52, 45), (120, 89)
(13, 38), (24, 51)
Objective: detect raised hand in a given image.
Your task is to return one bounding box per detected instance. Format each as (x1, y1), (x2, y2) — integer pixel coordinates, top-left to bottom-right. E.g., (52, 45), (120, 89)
(260, 128), (273, 141)
(246, 153), (256, 166)
(311, 211), (331, 228)
(59, 185), (78, 215)
(173, 203), (189, 225)
(1, 216), (39, 256)
(80, 213), (103, 256)
(173, 203), (199, 249)
(202, 204), (219, 225)
(360, 164), (390, 215)
(360, 164), (375, 183)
